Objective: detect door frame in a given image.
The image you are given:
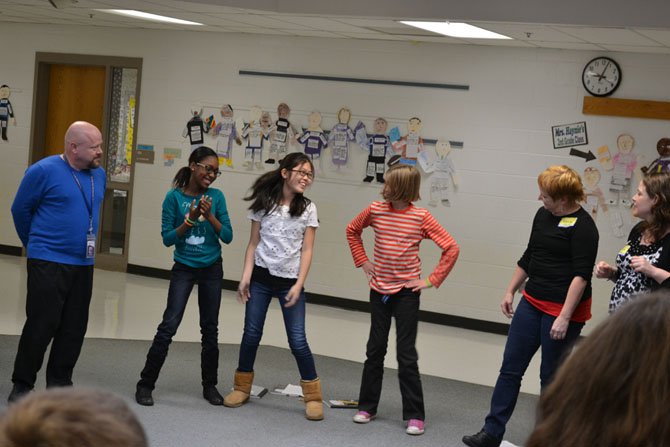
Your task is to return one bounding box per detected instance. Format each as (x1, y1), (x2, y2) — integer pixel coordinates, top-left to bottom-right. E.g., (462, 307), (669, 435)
(30, 52), (143, 272)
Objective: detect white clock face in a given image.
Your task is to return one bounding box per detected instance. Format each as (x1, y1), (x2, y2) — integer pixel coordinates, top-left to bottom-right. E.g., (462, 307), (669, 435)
(582, 57), (621, 97)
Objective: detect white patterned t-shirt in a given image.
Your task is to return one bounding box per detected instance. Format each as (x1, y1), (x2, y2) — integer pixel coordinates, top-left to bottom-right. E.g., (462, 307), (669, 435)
(250, 202), (319, 278)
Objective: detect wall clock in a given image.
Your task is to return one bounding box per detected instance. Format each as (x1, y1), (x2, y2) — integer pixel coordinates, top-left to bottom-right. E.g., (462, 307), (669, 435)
(582, 56), (621, 97)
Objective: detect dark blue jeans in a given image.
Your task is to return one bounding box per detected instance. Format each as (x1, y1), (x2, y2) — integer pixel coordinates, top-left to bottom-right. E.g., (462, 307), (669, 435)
(237, 280), (317, 380)
(139, 261), (223, 389)
(358, 288), (424, 421)
(483, 297), (584, 439)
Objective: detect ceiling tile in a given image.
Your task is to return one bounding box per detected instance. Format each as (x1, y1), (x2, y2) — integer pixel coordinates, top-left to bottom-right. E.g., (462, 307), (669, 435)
(219, 27), (291, 36)
(0, 0), (669, 54)
(334, 32), (406, 41)
(268, 16), (374, 33)
(206, 13), (300, 29)
(470, 22), (585, 43)
(598, 44), (670, 54)
(89, 0), (180, 11)
(553, 26), (662, 46)
(335, 18), (408, 29)
(459, 38), (538, 48)
(142, 0), (240, 13)
(401, 35), (468, 44)
(634, 29), (670, 46)
(532, 41), (606, 51)
(273, 29), (344, 38)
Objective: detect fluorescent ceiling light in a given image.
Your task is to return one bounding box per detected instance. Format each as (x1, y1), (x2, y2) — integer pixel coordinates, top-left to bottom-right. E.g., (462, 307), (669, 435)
(400, 21), (511, 39)
(96, 9), (203, 26)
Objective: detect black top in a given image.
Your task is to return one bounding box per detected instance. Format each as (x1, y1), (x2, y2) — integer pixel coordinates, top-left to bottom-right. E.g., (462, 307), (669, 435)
(519, 207), (599, 303)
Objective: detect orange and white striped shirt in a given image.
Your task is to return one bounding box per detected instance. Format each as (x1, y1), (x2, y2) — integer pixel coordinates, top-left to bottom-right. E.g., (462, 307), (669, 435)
(346, 201), (459, 294)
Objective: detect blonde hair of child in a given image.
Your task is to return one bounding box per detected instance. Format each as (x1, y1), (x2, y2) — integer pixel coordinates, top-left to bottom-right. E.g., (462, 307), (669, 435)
(384, 164), (421, 203)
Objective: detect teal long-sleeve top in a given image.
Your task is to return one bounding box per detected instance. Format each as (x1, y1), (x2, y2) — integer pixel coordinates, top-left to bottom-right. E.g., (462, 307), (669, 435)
(161, 187), (233, 269)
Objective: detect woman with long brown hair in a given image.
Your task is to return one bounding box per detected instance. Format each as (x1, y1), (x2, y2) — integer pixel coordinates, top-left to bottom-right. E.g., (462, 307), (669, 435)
(595, 171), (670, 311)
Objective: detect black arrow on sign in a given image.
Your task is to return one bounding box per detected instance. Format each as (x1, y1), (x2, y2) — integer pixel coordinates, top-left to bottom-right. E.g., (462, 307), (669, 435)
(569, 148), (596, 162)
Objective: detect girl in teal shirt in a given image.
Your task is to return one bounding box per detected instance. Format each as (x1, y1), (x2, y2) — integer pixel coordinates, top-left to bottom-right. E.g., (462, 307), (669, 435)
(136, 146), (233, 406)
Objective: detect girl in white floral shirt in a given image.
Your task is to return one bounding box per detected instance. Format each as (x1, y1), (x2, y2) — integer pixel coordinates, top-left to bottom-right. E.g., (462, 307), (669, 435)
(223, 152), (324, 421)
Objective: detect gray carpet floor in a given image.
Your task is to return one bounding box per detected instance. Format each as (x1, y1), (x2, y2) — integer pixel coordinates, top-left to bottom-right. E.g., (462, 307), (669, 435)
(0, 335), (537, 447)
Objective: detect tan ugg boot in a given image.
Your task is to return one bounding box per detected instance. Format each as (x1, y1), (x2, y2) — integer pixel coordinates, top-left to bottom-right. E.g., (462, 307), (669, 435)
(223, 370), (254, 408)
(300, 378), (324, 421)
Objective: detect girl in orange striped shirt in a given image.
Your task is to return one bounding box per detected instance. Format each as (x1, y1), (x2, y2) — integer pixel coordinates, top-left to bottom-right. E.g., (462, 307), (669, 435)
(345, 164), (460, 436)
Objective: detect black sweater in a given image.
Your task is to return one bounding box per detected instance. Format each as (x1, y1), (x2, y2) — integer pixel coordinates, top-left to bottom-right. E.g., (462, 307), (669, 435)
(519, 207), (599, 303)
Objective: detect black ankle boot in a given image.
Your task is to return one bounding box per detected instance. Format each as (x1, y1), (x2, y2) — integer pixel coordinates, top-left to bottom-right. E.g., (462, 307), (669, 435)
(7, 384), (32, 403)
(203, 386), (224, 405)
(135, 386), (154, 406)
(462, 430), (501, 447)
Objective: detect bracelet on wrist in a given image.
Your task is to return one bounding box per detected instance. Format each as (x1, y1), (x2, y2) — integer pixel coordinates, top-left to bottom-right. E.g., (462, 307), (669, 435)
(186, 217), (196, 225)
(184, 217), (194, 227)
(425, 277), (432, 288)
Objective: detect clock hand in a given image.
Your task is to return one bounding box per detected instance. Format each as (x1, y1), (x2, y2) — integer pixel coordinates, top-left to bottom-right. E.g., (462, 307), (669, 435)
(600, 62), (610, 78)
(586, 71), (604, 82)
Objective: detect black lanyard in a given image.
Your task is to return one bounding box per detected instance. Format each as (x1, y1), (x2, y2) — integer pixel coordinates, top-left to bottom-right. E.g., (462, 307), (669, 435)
(63, 157), (95, 233)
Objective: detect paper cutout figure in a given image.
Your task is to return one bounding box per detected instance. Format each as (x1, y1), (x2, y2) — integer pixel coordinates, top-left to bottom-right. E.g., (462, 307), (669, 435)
(182, 106), (209, 151)
(392, 117), (424, 166)
(205, 115), (216, 132)
(609, 209), (626, 238)
(211, 104), (242, 169)
(597, 145), (614, 171)
(0, 85), (16, 142)
(641, 138), (670, 174)
(583, 166), (608, 220)
(297, 111), (328, 162)
(354, 120), (367, 148)
(388, 126), (401, 143)
(241, 106), (268, 170)
(421, 140), (458, 206)
(329, 107), (356, 167)
(361, 117), (391, 183)
(609, 134), (637, 207)
(260, 111), (272, 135)
(266, 102), (298, 165)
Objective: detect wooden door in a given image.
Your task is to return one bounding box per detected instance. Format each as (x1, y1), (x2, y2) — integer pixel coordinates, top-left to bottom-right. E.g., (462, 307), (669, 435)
(30, 53), (142, 272)
(44, 64), (105, 156)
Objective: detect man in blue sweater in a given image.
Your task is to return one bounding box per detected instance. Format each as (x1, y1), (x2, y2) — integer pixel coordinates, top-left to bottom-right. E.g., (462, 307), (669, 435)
(9, 121), (106, 403)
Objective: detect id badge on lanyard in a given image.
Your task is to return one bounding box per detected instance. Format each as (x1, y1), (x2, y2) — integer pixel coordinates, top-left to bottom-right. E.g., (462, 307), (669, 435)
(86, 232), (96, 259)
(68, 161), (96, 259)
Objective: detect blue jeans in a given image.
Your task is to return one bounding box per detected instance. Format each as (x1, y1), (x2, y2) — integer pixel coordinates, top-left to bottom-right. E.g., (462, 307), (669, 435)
(139, 261), (223, 389)
(237, 280), (317, 380)
(483, 297), (584, 439)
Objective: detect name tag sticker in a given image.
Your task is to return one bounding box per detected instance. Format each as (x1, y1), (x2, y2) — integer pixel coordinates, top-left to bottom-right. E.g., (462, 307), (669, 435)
(619, 245), (630, 255)
(558, 217), (577, 228)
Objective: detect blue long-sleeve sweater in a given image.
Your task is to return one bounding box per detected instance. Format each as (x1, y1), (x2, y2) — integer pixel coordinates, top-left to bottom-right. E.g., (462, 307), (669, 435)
(11, 155), (106, 266)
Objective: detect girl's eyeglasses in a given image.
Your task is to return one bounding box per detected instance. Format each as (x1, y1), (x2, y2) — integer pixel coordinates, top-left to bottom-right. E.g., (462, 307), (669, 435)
(196, 162), (221, 177)
(291, 169), (314, 180)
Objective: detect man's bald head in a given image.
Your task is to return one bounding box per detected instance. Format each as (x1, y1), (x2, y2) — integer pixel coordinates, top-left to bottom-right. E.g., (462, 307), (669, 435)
(63, 121), (103, 170)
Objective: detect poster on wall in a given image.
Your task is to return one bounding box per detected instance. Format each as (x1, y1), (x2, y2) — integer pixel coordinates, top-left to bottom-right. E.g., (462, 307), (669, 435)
(552, 121), (588, 149)
(163, 147), (182, 167)
(136, 144), (155, 164)
(0, 84), (16, 142)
